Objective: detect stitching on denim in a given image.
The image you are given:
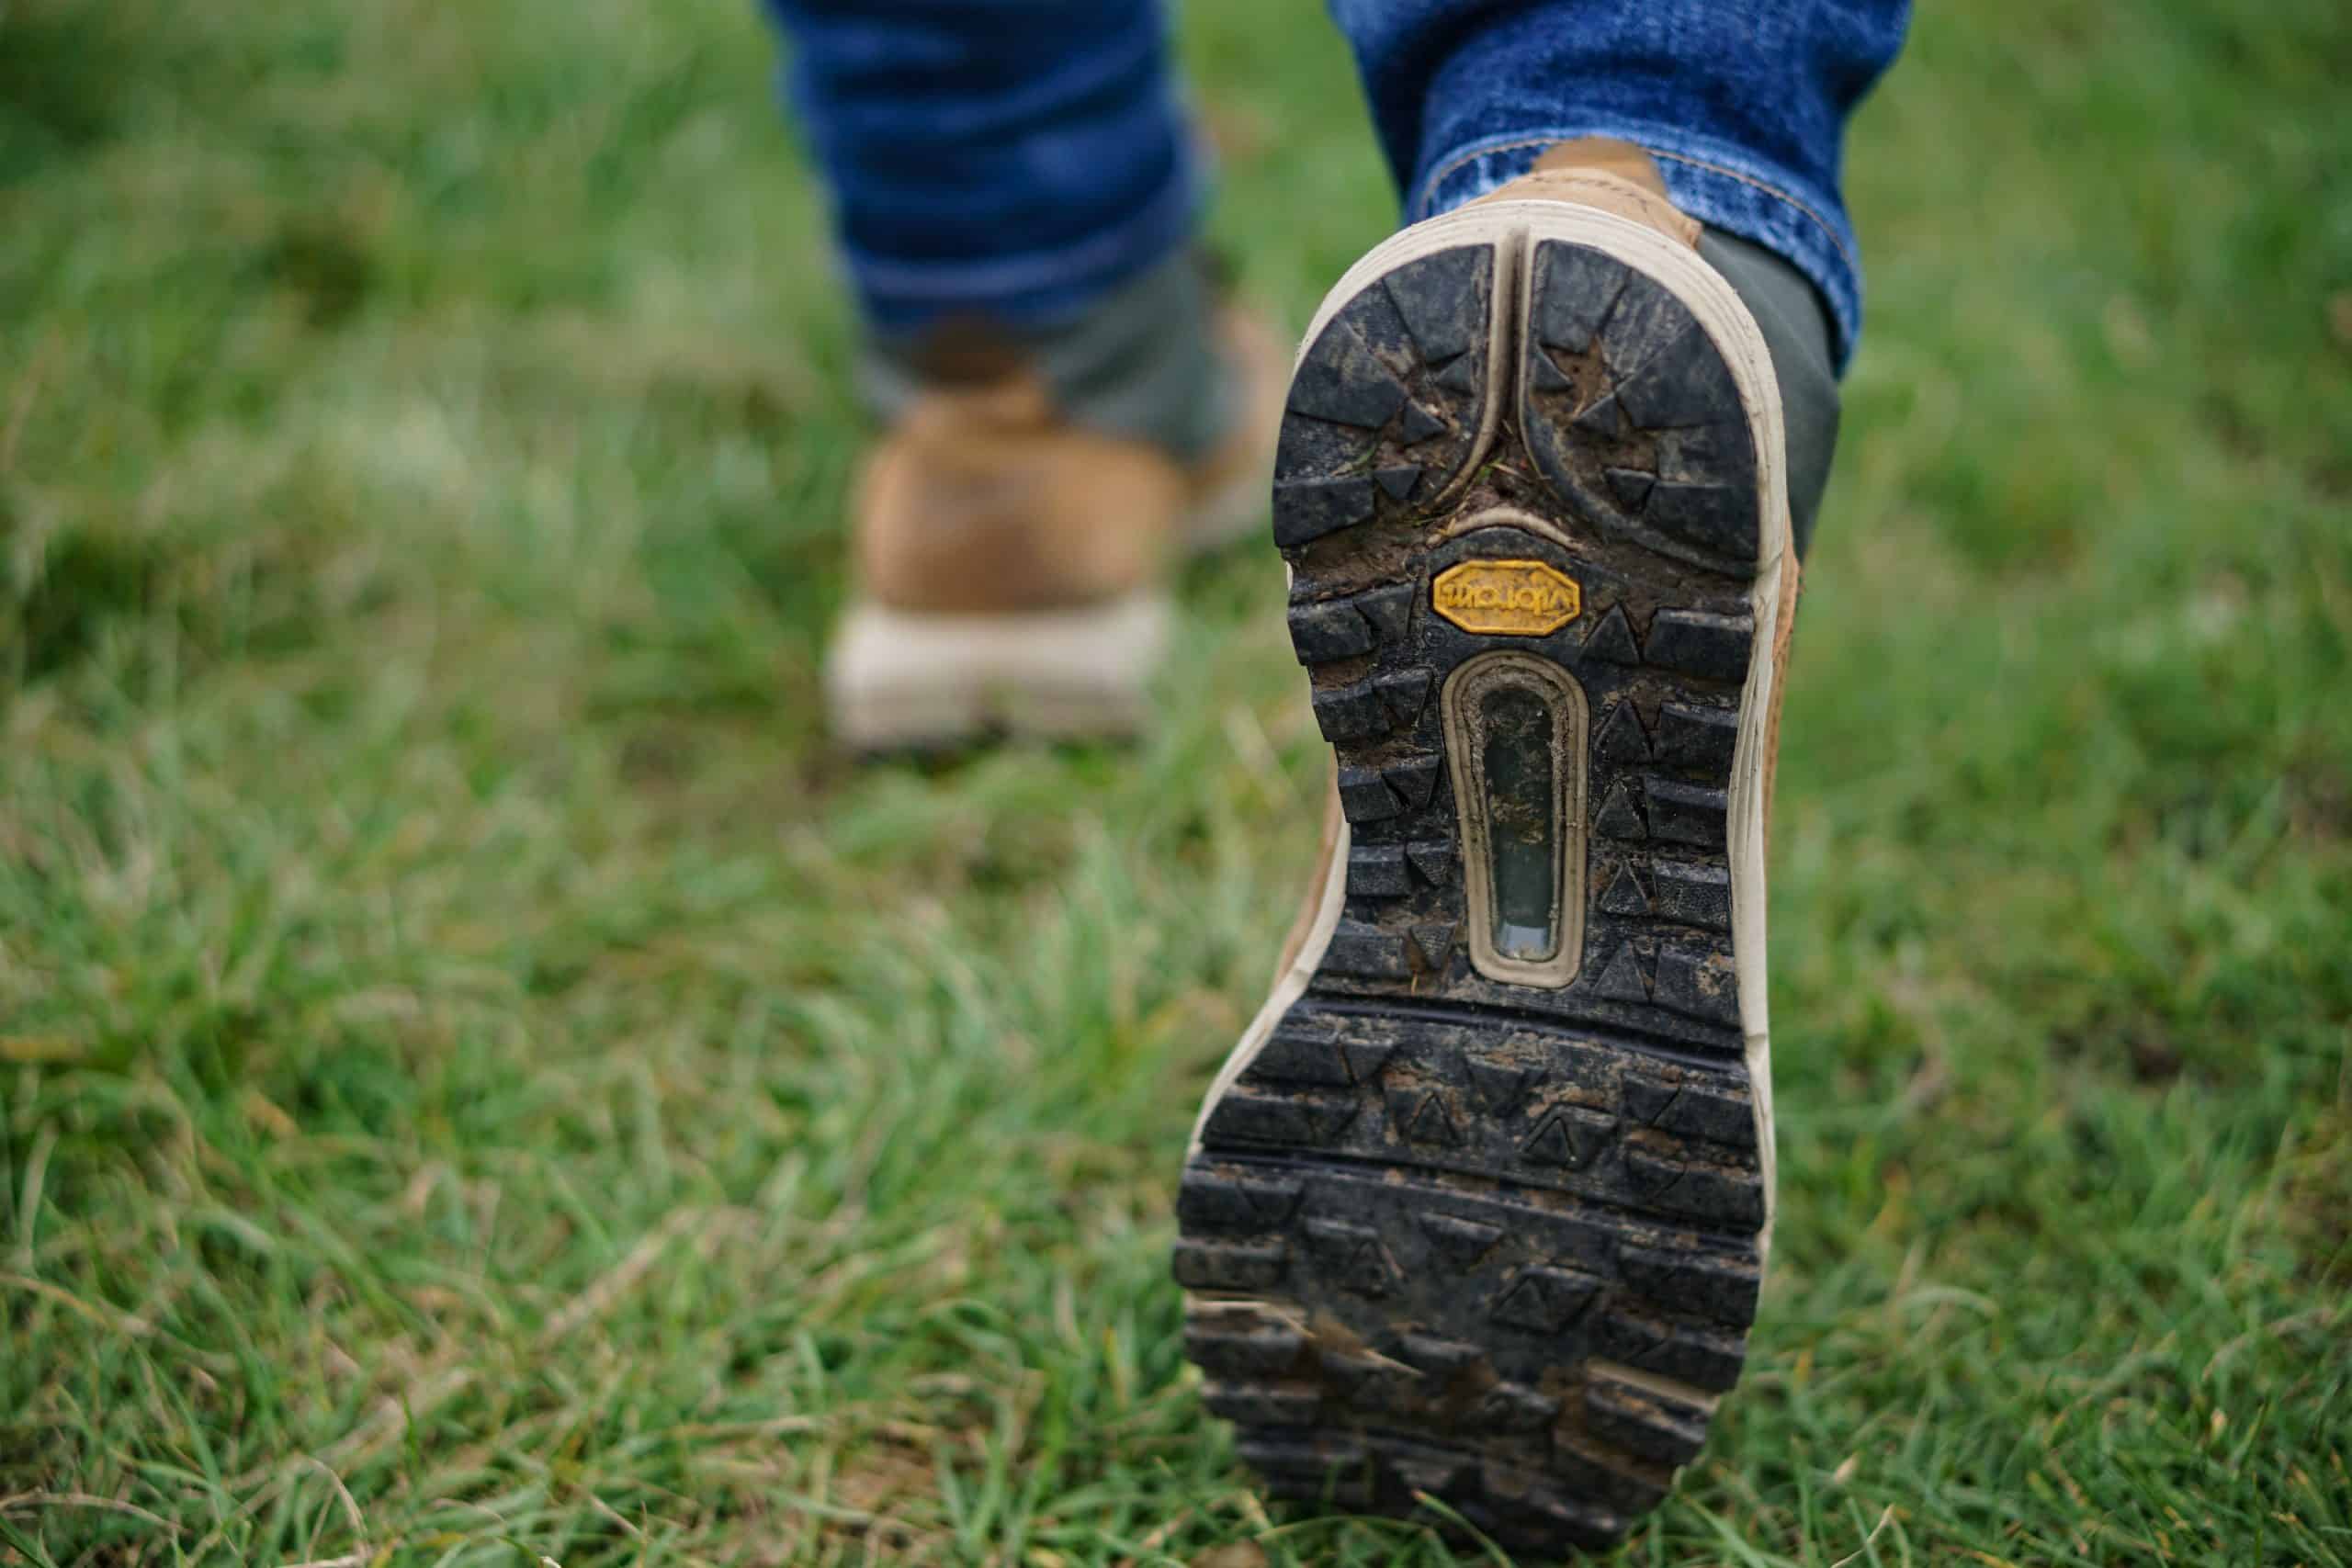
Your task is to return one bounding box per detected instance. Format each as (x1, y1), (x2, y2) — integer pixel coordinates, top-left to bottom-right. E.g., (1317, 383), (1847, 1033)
(1645, 149), (1856, 276)
(1412, 133), (1558, 216)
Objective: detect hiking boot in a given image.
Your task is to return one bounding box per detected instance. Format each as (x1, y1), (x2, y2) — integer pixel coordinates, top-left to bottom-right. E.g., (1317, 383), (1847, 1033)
(824, 305), (1285, 750)
(1175, 141), (1816, 1555)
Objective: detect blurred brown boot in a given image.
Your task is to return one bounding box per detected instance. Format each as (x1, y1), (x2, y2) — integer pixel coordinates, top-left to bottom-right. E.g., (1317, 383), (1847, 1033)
(825, 307), (1285, 750)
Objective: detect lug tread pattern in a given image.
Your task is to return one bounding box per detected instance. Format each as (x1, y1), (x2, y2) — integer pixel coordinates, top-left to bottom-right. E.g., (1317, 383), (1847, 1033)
(1272, 248), (1495, 550)
(1519, 240), (1761, 576)
(1176, 1155), (1755, 1554)
(1193, 229), (1775, 1557)
(1216, 1002), (1764, 1203)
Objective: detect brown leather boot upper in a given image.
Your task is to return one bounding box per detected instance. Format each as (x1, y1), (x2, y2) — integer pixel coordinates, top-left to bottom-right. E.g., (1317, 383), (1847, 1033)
(1474, 137), (1702, 250)
(854, 310), (1287, 615)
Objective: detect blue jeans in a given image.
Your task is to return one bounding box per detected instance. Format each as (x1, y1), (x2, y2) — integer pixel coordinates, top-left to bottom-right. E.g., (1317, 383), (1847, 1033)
(764, 0), (1906, 368)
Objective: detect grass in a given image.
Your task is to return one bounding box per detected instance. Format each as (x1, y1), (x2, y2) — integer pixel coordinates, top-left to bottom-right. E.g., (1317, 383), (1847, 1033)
(2, 0), (2348, 1562)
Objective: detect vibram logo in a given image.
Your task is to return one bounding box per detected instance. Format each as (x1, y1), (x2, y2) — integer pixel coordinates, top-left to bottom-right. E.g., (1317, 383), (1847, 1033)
(1430, 559), (1582, 636)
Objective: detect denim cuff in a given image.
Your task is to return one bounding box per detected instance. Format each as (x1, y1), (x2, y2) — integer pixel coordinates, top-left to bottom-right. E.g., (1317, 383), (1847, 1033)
(861, 249), (1234, 460)
(842, 142), (1207, 332)
(1411, 125), (1863, 370)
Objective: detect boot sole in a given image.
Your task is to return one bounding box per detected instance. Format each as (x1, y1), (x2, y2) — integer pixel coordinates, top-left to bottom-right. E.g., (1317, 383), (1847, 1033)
(1177, 203), (1792, 1556)
(825, 592), (1169, 750)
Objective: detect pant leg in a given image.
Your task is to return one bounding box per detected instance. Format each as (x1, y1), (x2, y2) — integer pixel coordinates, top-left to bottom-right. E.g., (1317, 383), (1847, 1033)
(1326, 0), (1910, 370)
(764, 0), (1202, 333)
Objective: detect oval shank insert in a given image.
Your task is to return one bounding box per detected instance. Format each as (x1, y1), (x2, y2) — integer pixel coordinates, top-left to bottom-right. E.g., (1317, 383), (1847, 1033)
(1441, 651), (1590, 987)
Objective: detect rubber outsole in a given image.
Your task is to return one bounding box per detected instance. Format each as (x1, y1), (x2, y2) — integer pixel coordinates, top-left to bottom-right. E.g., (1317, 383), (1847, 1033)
(1178, 220), (1780, 1557)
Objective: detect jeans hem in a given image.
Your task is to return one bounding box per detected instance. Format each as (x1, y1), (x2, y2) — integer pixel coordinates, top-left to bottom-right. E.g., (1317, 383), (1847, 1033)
(1411, 124), (1862, 369)
(843, 146), (1204, 331)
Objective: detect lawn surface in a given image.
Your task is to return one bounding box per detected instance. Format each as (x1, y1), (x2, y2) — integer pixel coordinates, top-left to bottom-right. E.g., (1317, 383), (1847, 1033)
(3, 0), (2349, 1563)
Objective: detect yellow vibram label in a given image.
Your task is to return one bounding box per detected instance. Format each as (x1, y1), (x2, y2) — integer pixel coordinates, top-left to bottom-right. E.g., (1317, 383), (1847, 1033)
(1430, 559), (1583, 636)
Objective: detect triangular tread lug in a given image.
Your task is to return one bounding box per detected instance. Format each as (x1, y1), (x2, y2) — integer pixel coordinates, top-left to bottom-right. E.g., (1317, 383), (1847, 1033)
(1410, 922), (1457, 967)
(1593, 943), (1652, 1002)
(1594, 781), (1648, 840)
(1595, 700), (1654, 766)
(1465, 1054), (1534, 1114)
(1405, 839), (1457, 884)
(1356, 582), (1414, 641)
(1581, 604), (1643, 664)
(1396, 400), (1448, 445)
(1415, 1211), (1503, 1269)
(1599, 863), (1651, 917)
(1286, 319), (1410, 429)
(1384, 754), (1442, 808)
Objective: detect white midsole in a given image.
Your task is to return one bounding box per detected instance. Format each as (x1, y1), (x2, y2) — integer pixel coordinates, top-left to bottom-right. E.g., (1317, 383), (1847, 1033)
(825, 592), (1170, 745)
(1193, 200), (1793, 1240)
